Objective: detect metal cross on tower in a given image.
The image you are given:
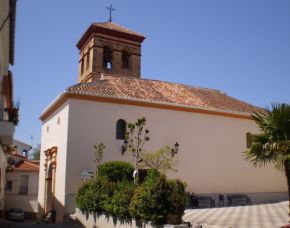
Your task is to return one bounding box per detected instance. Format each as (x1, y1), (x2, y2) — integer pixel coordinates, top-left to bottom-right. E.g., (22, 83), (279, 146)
(106, 4), (115, 22)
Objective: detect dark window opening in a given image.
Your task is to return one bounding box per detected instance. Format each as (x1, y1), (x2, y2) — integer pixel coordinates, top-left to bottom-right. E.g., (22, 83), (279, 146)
(86, 52), (90, 70)
(116, 119), (126, 140)
(6, 181), (12, 192)
(122, 51), (130, 69)
(246, 132), (252, 149)
(80, 60), (84, 75)
(103, 46), (112, 70)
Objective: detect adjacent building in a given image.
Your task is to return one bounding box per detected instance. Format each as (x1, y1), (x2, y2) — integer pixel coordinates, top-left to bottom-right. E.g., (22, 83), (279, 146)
(0, 0), (17, 216)
(38, 21), (287, 223)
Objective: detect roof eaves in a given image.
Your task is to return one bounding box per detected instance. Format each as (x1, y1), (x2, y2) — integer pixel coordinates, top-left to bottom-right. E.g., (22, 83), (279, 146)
(66, 91), (252, 118)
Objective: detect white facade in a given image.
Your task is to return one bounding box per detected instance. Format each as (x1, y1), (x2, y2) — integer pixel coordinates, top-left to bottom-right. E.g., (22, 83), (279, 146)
(5, 171), (39, 213)
(38, 97), (287, 222)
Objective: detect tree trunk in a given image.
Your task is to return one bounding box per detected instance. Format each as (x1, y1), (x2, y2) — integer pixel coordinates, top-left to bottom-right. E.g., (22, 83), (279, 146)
(284, 160), (290, 222)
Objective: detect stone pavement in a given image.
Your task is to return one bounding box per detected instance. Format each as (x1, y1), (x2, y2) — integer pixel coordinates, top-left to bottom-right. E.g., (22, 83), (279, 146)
(0, 219), (84, 228)
(183, 201), (288, 228)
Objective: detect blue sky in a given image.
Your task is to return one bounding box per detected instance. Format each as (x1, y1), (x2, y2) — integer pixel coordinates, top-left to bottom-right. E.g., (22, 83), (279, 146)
(12, 0), (290, 147)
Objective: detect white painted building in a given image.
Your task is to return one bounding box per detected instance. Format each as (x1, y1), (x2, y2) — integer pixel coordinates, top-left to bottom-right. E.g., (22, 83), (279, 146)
(38, 22), (287, 223)
(5, 153), (39, 219)
(0, 0), (17, 215)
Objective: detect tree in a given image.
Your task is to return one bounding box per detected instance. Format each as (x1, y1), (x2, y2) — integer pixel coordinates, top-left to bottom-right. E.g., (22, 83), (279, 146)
(31, 144), (40, 160)
(245, 103), (290, 217)
(140, 146), (178, 174)
(94, 143), (105, 175)
(124, 117), (150, 184)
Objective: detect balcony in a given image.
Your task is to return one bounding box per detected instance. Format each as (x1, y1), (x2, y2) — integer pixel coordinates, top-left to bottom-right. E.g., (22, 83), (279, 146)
(0, 120), (15, 145)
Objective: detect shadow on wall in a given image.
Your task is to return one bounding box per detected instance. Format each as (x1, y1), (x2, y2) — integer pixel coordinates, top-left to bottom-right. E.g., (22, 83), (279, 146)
(37, 195), (65, 223)
(76, 208), (154, 228)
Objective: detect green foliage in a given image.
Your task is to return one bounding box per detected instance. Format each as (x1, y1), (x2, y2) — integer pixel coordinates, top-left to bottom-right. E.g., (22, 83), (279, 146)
(94, 143), (105, 174)
(125, 117), (150, 184)
(166, 179), (188, 224)
(31, 144), (40, 160)
(129, 171), (187, 224)
(75, 179), (101, 212)
(245, 103), (290, 170)
(109, 180), (135, 217)
(141, 146), (178, 174)
(76, 176), (115, 212)
(98, 161), (134, 182)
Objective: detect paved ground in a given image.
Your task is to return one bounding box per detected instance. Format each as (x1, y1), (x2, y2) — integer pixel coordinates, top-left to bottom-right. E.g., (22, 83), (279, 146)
(0, 219), (84, 228)
(183, 201), (288, 228)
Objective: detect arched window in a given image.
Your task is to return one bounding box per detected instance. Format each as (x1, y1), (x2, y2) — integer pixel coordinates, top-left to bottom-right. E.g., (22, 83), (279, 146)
(122, 51), (130, 69)
(246, 132), (252, 148)
(103, 46), (112, 70)
(116, 119), (126, 140)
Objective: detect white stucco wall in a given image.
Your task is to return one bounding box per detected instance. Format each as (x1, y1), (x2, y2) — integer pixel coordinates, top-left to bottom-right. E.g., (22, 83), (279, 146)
(5, 171), (38, 212)
(62, 99), (286, 214)
(38, 101), (70, 220)
(39, 97), (287, 219)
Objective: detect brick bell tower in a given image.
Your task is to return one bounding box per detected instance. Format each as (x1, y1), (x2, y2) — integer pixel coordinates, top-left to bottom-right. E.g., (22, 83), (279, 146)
(76, 22), (146, 83)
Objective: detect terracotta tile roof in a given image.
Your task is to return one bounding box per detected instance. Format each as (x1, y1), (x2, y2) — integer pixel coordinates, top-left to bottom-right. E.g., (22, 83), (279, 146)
(66, 75), (261, 115)
(13, 161), (39, 172)
(92, 22), (145, 38)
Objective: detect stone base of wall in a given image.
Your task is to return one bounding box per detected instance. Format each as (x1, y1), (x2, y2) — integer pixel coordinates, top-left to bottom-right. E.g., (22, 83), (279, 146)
(75, 208), (188, 228)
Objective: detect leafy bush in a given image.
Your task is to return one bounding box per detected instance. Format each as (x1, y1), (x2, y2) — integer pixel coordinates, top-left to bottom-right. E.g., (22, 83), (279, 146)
(98, 161), (134, 182)
(129, 171), (186, 224)
(166, 179), (187, 224)
(76, 180), (100, 212)
(76, 177), (115, 212)
(77, 163), (187, 225)
(109, 180), (135, 217)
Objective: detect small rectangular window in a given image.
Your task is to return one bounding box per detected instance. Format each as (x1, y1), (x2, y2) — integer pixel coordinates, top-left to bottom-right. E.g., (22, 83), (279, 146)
(5, 181), (12, 192)
(19, 175), (28, 195)
(86, 52), (90, 70)
(81, 60), (84, 75)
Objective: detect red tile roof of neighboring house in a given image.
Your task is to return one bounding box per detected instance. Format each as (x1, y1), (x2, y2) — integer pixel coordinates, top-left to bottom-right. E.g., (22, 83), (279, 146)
(65, 75), (261, 115)
(13, 161), (39, 172)
(7, 154), (39, 172)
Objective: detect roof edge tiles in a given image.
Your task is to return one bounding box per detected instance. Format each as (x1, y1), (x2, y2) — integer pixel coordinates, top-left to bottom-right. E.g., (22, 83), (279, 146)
(40, 91), (254, 122)
(77, 22), (146, 50)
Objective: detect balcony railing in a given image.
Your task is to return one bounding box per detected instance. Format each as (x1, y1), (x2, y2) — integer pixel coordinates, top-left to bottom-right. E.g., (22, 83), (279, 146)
(0, 106), (19, 125)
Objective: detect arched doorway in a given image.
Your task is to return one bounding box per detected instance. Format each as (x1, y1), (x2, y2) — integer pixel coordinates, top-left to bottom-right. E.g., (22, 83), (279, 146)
(43, 147), (57, 213)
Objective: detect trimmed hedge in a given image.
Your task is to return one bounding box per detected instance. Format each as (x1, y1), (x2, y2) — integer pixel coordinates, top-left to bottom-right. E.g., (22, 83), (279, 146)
(98, 161), (134, 182)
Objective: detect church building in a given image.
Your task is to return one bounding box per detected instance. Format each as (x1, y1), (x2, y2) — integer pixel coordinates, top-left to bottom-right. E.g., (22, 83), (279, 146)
(38, 21), (287, 222)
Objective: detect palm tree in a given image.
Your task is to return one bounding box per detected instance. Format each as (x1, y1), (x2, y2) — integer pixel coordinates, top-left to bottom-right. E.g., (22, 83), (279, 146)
(245, 103), (290, 217)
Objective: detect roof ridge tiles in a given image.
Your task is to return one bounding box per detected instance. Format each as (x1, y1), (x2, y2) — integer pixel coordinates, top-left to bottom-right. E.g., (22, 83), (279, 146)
(68, 74), (225, 94)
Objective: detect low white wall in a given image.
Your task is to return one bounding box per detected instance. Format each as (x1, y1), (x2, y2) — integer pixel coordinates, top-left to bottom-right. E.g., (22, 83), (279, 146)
(75, 208), (187, 228)
(75, 208), (154, 228)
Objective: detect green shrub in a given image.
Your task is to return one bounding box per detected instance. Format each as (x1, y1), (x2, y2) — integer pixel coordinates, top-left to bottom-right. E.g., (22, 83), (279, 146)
(129, 171), (187, 224)
(129, 171), (169, 224)
(77, 164), (187, 225)
(166, 179), (187, 224)
(98, 161), (134, 182)
(76, 179), (100, 212)
(76, 177), (115, 212)
(109, 180), (135, 217)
